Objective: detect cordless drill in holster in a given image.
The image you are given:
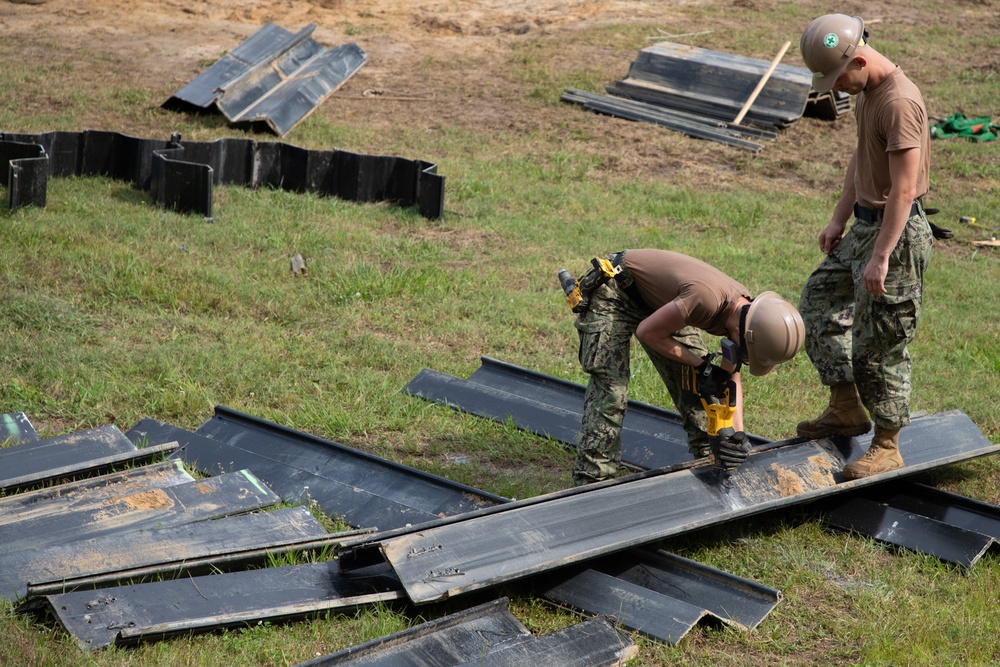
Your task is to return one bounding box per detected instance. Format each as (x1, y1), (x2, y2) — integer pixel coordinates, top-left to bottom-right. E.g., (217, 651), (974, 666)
(558, 257), (620, 313)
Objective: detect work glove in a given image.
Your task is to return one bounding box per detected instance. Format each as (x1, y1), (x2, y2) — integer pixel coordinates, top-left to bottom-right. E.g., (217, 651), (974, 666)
(691, 356), (733, 399)
(712, 430), (750, 471)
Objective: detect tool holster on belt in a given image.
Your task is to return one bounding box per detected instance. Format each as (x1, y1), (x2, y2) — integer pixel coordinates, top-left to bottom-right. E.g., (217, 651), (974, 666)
(558, 251), (651, 314)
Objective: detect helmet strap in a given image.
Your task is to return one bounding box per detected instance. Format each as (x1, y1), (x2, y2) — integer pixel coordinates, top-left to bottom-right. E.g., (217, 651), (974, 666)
(738, 303), (751, 361)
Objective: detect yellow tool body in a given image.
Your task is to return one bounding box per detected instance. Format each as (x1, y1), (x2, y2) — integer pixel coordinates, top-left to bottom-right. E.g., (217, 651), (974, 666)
(558, 257), (620, 313)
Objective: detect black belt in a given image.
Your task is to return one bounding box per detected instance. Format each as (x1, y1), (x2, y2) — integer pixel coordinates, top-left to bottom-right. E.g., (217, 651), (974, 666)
(853, 201), (922, 223)
(610, 251), (652, 313)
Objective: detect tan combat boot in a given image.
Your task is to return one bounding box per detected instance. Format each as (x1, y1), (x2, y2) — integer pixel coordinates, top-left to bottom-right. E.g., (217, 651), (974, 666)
(842, 426), (903, 480)
(796, 383), (872, 440)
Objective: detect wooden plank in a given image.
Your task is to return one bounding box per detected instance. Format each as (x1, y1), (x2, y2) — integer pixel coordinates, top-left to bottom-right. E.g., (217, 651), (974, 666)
(47, 560), (403, 651)
(0, 469), (280, 556)
(3, 506), (328, 601)
(350, 411), (998, 604)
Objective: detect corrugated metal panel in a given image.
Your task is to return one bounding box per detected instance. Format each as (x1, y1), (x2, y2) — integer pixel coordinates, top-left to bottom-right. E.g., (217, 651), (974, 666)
(1, 130), (445, 219)
(20, 506), (330, 601)
(402, 356), (768, 470)
(541, 549), (780, 644)
(163, 23), (367, 137)
(339, 411), (998, 604)
(0, 425), (177, 494)
(127, 408), (507, 532)
(46, 560), (403, 651)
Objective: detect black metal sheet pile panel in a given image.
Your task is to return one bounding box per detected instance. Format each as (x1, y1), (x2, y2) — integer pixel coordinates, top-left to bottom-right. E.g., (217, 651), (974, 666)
(611, 41), (813, 129)
(402, 356), (766, 470)
(294, 597), (635, 667)
(820, 496), (997, 569)
(2, 130), (444, 219)
(0, 412), (38, 443)
(12, 506), (328, 601)
(0, 425), (177, 493)
(0, 470), (279, 556)
(164, 23), (367, 138)
(167, 407), (507, 531)
(344, 411), (997, 603)
(0, 460), (190, 527)
(46, 560), (403, 651)
(541, 548), (780, 644)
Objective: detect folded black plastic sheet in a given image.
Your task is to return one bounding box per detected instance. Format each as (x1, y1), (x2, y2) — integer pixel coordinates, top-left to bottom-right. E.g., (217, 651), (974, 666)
(0, 424), (177, 494)
(295, 598), (636, 667)
(0, 130), (445, 219)
(0, 469), (279, 557)
(0, 412), (38, 443)
(818, 482), (1000, 569)
(163, 23), (367, 137)
(15, 506), (329, 602)
(127, 409), (506, 532)
(339, 411), (999, 603)
(0, 460), (191, 528)
(0, 140), (48, 208)
(540, 548), (780, 644)
(46, 560), (404, 651)
(402, 356), (768, 471)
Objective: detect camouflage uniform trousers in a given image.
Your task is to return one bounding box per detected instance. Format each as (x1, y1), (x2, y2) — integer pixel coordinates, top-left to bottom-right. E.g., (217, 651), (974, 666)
(573, 268), (709, 486)
(798, 208), (933, 430)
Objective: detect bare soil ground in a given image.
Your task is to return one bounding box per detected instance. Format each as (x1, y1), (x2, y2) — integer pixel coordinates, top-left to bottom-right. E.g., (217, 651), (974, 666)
(0, 0), (866, 196)
(0, 1), (996, 218)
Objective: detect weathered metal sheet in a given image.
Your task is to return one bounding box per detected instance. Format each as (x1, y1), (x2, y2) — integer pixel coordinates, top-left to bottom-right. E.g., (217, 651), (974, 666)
(0, 470), (280, 556)
(1, 130), (445, 219)
(617, 41), (813, 128)
(541, 548), (780, 644)
(164, 23), (367, 137)
(819, 496), (998, 569)
(340, 411), (998, 603)
(0, 425), (177, 494)
(563, 88), (770, 152)
(0, 460), (192, 528)
(402, 356), (767, 470)
(295, 598), (635, 667)
(294, 597), (530, 666)
(0, 412), (38, 444)
(8, 506), (328, 602)
(131, 407), (506, 531)
(46, 560), (403, 651)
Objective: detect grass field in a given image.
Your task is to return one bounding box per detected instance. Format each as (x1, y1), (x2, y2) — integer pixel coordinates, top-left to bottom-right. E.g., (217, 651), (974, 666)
(2, 0), (999, 665)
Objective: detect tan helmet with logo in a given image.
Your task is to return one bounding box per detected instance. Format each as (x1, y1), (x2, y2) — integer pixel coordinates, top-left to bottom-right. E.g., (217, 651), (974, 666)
(744, 292), (805, 376)
(800, 14), (866, 93)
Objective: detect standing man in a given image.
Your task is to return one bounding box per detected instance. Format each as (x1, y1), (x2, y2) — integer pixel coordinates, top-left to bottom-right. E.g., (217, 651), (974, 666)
(566, 249), (804, 486)
(797, 15), (933, 479)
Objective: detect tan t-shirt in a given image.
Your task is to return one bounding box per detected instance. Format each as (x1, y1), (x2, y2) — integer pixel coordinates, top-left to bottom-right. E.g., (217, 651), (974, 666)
(854, 67), (930, 209)
(623, 249), (750, 336)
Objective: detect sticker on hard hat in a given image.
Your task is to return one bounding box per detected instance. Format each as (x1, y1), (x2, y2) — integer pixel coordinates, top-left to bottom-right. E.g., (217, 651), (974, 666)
(824, 33), (839, 48)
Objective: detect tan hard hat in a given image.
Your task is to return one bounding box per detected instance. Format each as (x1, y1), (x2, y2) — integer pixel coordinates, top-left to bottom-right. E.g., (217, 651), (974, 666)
(800, 14), (866, 93)
(744, 292), (805, 376)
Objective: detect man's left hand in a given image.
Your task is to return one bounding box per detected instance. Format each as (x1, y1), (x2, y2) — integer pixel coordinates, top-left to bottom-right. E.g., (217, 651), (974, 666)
(862, 256), (888, 297)
(713, 431), (750, 470)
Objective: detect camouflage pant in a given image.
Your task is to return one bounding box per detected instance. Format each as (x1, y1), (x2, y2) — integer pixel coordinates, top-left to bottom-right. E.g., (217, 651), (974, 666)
(798, 208), (933, 430)
(573, 265), (708, 486)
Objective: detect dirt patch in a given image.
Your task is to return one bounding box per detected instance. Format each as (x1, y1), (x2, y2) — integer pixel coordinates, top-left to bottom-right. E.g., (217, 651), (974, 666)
(121, 488), (172, 511)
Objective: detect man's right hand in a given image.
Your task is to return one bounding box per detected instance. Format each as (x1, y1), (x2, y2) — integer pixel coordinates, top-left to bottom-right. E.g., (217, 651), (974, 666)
(692, 357), (732, 399)
(818, 220), (846, 255)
